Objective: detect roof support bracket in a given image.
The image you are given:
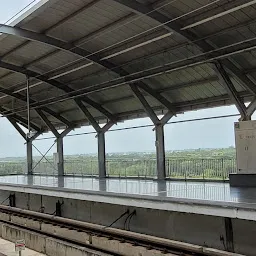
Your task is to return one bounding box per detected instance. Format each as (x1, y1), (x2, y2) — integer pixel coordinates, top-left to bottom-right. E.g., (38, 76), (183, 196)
(137, 82), (176, 115)
(131, 85), (174, 180)
(7, 116), (42, 175)
(77, 97), (117, 123)
(37, 109), (60, 138)
(76, 100), (101, 132)
(0, 79), (72, 127)
(214, 62), (249, 120)
(36, 109), (72, 176)
(37, 109), (73, 138)
(77, 99), (114, 178)
(0, 106), (41, 131)
(160, 111), (173, 126)
(101, 121), (114, 134)
(130, 85), (160, 124)
(246, 98), (256, 118)
(7, 117), (27, 140)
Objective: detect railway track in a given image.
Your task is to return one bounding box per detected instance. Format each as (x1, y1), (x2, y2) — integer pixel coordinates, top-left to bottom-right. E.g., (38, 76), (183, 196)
(0, 205), (242, 256)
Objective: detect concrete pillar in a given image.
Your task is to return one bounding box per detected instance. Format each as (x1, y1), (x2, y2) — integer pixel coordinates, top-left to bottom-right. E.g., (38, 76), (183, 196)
(27, 175), (34, 187)
(155, 124), (166, 180)
(98, 131), (106, 178)
(157, 180), (167, 197)
(56, 137), (64, 176)
(99, 179), (107, 191)
(27, 140), (33, 175)
(58, 177), (64, 188)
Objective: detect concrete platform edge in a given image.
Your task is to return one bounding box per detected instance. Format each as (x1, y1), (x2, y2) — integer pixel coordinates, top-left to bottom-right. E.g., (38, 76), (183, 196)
(0, 182), (255, 221)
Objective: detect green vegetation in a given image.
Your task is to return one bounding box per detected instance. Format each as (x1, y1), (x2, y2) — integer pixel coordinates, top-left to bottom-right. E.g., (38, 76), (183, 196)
(0, 162), (25, 175)
(0, 148), (237, 179)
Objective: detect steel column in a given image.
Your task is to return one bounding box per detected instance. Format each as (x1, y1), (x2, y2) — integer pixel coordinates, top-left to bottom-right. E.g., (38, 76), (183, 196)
(7, 117), (41, 175)
(98, 131), (106, 178)
(27, 140), (33, 175)
(56, 136), (64, 176)
(77, 100), (113, 178)
(131, 85), (172, 180)
(26, 131), (41, 175)
(155, 124), (166, 180)
(38, 109), (72, 176)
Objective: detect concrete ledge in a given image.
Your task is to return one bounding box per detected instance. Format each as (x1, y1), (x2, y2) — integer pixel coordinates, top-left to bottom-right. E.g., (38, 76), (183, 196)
(230, 174), (256, 187)
(0, 182), (256, 221)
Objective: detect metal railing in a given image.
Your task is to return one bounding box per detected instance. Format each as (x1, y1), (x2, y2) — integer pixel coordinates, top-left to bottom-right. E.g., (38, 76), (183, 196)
(0, 162), (25, 175)
(33, 161), (57, 175)
(106, 159), (157, 178)
(0, 158), (237, 180)
(64, 159), (98, 176)
(166, 158), (236, 180)
(105, 158), (236, 180)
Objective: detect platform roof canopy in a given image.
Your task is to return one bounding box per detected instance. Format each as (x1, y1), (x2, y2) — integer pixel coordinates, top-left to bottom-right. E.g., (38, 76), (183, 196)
(0, 0), (256, 132)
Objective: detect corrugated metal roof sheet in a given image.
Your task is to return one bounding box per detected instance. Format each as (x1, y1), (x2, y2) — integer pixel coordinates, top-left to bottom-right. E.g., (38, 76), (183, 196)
(0, 0), (255, 132)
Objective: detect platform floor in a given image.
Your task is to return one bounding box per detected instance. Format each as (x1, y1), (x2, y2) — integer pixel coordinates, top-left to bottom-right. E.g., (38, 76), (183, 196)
(0, 175), (255, 205)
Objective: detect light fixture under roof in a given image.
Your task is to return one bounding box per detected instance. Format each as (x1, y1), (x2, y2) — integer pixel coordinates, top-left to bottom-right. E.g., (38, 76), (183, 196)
(182, 0), (256, 30)
(102, 32), (173, 60)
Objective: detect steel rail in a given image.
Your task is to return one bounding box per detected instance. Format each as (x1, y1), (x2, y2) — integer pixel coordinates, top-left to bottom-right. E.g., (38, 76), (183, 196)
(0, 204), (242, 256)
(0, 220), (119, 256)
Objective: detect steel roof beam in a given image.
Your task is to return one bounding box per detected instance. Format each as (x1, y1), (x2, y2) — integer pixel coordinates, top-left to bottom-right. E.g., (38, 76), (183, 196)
(214, 62), (248, 120)
(0, 13), (136, 78)
(36, 109), (59, 137)
(175, 92), (252, 110)
(0, 84), (72, 127)
(0, 0), (102, 59)
(2, 36), (256, 113)
(221, 59), (256, 96)
(7, 117), (27, 140)
(9, 116), (41, 140)
(76, 96), (116, 122)
(0, 106), (41, 131)
(247, 98), (256, 117)
(12, 116), (40, 132)
(40, 107), (71, 127)
(63, 91), (252, 123)
(102, 91), (251, 121)
(0, 61), (116, 122)
(113, 0), (256, 95)
(75, 99), (101, 132)
(130, 85), (159, 124)
(160, 111), (173, 126)
(76, 76), (230, 111)
(0, 24), (125, 76)
(63, 76), (220, 108)
(137, 82), (176, 115)
(0, 24), (175, 112)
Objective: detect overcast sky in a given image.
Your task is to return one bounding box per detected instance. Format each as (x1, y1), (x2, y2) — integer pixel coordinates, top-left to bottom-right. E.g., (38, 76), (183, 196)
(1, 105), (241, 157)
(0, 0), (246, 157)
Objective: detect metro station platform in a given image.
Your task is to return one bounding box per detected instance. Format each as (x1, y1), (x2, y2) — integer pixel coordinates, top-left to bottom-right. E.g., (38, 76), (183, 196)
(0, 175), (256, 221)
